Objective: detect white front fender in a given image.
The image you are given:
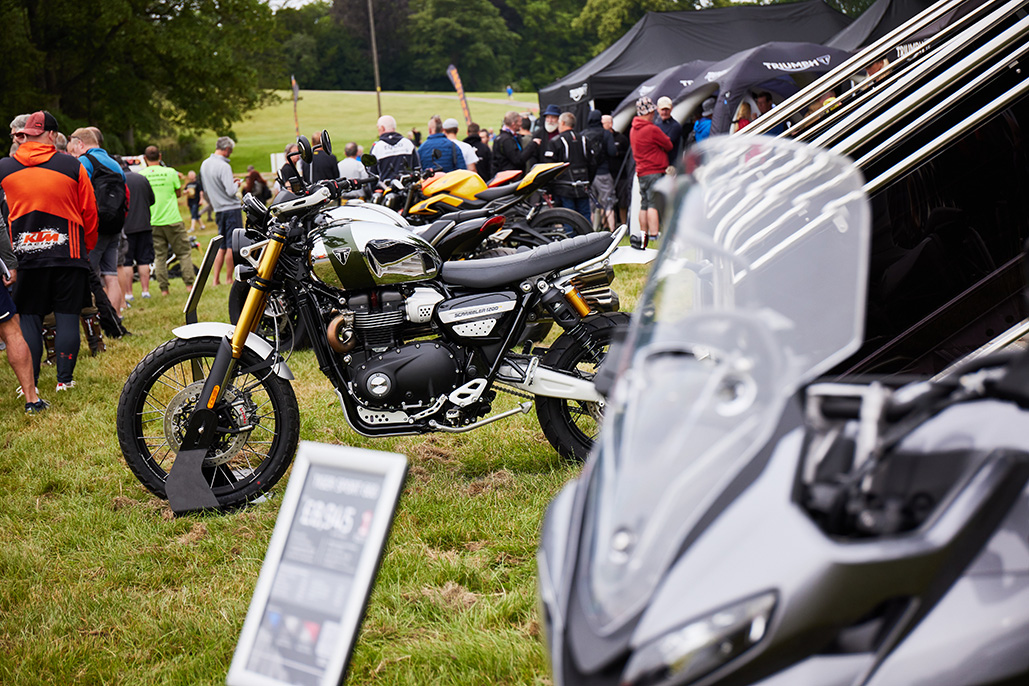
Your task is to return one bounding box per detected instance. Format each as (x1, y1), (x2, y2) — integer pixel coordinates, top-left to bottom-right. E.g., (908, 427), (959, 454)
(171, 322), (294, 380)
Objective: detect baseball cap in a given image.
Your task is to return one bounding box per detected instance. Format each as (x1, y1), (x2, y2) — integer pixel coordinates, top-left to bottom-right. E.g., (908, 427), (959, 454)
(657, 96), (673, 110)
(442, 118), (460, 130)
(636, 96), (657, 116)
(16, 111), (59, 136)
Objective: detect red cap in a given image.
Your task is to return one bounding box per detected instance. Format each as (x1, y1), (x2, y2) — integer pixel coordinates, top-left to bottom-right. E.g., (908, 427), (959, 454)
(16, 111), (59, 136)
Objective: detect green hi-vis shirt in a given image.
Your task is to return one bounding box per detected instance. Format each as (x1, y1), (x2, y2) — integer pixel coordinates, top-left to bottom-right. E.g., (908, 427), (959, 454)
(138, 164), (182, 226)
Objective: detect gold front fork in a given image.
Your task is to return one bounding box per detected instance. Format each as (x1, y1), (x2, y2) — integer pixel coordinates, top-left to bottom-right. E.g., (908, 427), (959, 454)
(230, 233), (286, 358)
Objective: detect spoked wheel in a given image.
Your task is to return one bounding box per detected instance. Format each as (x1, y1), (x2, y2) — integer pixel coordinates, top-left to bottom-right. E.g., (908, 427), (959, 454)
(228, 280), (309, 349)
(116, 336), (300, 508)
(536, 312), (630, 462)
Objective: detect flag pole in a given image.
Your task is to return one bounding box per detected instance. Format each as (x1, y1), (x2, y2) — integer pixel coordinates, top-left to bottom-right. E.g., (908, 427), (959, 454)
(291, 74), (300, 137)
(368, 0), (382, 118)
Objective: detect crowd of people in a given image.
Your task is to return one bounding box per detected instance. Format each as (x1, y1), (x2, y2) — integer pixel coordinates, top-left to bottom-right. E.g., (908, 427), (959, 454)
(0, 110), (241, 414)
(0, 88), (800, 414)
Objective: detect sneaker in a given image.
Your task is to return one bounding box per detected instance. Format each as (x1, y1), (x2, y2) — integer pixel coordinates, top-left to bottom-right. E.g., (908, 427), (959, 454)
(124, 293), (135, 302)
(56, 381), (76, 392)
(141, 291), (151, 299)
(15, 385), (39, 399)
(25, 398), (50, 414)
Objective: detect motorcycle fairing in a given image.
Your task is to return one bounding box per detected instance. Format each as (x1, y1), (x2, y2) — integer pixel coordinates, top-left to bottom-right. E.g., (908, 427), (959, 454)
(517, 162), (568, 192)
(409, 193), (475, 215)
(421, 169), (487, 199)
(581, 138), (871, 634)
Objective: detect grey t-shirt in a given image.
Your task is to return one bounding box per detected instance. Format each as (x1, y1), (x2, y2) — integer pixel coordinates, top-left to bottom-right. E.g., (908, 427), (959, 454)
(199, 153), (239, 213)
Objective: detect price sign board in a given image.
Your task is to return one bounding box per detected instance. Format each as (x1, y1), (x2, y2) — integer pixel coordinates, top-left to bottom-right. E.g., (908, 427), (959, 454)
(227, 442), (407, 686)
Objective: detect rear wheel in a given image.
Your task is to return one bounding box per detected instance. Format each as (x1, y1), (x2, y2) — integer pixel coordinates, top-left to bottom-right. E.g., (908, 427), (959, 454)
(529, 207), (593, 239)
(536, 312), (630, 461)
(116, 336), (300, 508)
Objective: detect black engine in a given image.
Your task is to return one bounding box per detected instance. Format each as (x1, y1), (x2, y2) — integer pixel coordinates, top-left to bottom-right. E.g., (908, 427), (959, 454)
(350, 340), (464, 409)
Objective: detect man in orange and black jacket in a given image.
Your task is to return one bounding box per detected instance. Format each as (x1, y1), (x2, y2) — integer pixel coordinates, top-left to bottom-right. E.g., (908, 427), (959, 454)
(0, 110), (97, 394)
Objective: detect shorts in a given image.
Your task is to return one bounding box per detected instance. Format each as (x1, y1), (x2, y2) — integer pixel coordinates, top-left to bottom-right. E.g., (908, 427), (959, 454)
(189, 203), (200, 221)
(216, 209), (244, 240)
(123, 231), (155, 267)
(591, 173), (615, 211)
(13, 267), (91, 316)
(638, 173), (663, 211)
(88, 232), (120, 276)
(0, 284), (15, 323)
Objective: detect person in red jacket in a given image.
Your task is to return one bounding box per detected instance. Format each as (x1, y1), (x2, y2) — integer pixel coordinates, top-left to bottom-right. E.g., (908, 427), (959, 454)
(630, 97), (672, 244)
(0, 111), (98, 395)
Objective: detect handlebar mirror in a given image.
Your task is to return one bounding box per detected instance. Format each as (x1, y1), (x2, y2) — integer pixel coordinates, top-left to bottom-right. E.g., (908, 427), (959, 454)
(361, 153), (378, 167)
(297, 135), (313, 164)
(319, 129), (332, 156)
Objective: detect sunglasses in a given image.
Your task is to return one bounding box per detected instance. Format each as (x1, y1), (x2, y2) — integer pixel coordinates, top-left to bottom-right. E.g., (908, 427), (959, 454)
(10, 132), (26, 140)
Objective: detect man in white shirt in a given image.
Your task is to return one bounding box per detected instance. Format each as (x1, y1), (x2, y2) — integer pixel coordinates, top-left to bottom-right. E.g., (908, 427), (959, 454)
(442, 118), (478, 173)
(337, 142), (370, 199)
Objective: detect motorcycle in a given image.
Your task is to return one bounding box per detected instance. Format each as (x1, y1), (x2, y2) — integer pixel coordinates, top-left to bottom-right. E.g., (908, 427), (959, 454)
(116, 132), (652, 514)
(537, 136), (1029, 686)
(377, 158), (593, 241)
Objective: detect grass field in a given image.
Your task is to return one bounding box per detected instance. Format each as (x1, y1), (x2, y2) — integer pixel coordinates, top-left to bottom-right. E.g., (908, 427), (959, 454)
(0, 111), (651, 684)
(190, 90), (540, 175)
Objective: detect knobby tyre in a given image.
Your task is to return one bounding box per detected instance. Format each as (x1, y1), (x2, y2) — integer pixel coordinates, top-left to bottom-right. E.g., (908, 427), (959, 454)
(116, 336), (301, 509)
(536, 312), (630, 461)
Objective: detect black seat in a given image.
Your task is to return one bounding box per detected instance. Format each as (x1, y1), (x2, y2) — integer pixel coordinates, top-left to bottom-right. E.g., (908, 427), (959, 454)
(437, 208), (490, 224)
(475, 181), (521, 201)
(440, 233), (612, 289)
(418, 218), (456, 244)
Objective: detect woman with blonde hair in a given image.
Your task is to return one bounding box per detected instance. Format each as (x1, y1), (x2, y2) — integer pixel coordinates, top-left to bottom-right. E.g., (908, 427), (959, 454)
(733, 101), (753, 132)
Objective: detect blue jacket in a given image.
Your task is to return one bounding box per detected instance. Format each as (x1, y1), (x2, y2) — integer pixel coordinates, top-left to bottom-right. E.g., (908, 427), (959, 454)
(693, 118), (712, 143)
(418, 133), (462, 173)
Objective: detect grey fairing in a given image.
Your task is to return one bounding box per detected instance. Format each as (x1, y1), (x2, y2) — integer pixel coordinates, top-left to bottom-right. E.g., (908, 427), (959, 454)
(621, 405), (1029, 686)
(171, 323), (294, 380)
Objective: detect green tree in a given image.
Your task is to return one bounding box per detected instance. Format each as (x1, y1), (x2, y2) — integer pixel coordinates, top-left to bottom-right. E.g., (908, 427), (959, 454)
(0, 0), (277, 150)
(493, 0), (592, 91)
(330, 0), (413, 90)
(272, 1), (371, 90)
(406, 0), (520, 90)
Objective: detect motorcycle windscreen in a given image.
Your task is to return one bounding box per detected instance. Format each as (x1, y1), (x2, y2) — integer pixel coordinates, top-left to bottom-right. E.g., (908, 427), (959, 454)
(583, 137), (871, 632)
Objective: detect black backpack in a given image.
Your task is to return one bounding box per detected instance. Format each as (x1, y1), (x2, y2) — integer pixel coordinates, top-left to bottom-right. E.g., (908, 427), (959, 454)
(84, 153), (128, 235)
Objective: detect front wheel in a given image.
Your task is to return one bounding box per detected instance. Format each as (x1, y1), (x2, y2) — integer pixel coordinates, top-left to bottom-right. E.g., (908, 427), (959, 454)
(536, 312), (630, 461)
(116, 336), (300, 508)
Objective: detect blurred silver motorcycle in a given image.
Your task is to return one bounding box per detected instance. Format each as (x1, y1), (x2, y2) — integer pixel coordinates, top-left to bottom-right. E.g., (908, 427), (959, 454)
(538, 136), (1029, 686)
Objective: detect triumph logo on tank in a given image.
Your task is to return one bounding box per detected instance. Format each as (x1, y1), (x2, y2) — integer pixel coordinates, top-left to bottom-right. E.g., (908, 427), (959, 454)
(763, 55), (833, 72)
(333, 247), (351, 265)
(569, 83), (589, 102)
(16, 229), (66, 253)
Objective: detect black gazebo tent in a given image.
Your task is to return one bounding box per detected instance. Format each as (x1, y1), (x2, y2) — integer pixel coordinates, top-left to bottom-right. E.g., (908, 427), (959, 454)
(538, 0), (852, 125)
(827, 0), (988, 57)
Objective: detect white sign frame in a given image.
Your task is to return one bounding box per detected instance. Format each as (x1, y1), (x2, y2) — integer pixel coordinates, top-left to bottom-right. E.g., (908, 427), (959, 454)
(227, 442), (408, 686)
